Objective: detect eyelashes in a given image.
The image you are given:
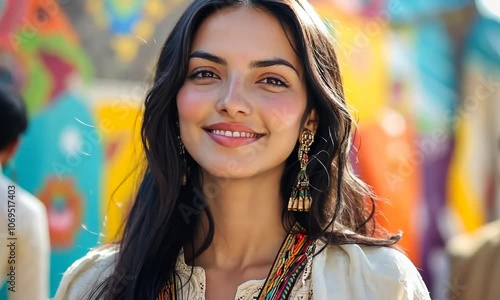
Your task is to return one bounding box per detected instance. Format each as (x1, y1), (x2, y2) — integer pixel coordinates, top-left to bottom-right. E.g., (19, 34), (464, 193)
(259, 77), (289, 87)
(187, 70), (289, 88)
(188, 70), (219, 79)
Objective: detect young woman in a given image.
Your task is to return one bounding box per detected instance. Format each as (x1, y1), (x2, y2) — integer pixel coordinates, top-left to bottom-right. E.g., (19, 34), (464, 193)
(55, 0), (430, 299)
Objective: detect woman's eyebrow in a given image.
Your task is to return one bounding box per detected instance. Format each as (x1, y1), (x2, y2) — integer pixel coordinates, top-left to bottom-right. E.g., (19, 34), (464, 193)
(189, 51), (227, 64)
(250, 58), (299, 77)
(189, 51), (299, 76)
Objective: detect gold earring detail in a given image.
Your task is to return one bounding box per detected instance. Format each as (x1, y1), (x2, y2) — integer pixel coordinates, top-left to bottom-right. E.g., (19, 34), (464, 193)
(288, 129), (314, 212)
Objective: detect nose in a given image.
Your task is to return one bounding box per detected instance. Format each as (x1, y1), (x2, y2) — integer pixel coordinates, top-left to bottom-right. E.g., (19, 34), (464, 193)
(215, 79), (252, 118)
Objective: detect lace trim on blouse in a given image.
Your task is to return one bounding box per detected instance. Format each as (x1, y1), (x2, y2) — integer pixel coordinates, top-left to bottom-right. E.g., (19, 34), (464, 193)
(173, 249), (313, 300)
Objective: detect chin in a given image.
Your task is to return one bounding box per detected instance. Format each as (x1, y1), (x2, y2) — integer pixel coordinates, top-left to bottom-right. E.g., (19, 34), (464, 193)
(198, 160), (263, 180)
(199, 157), (286, 182)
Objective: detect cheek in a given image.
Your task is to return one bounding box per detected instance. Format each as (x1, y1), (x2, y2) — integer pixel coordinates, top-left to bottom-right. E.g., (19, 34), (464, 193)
(177, 86), (210, 125)
(258, 94), (306, 134)
(177, 86), (214, 149)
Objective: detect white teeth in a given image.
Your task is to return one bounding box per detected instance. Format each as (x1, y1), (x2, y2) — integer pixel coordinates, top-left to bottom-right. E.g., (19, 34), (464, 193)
(209, 130), (258, 138)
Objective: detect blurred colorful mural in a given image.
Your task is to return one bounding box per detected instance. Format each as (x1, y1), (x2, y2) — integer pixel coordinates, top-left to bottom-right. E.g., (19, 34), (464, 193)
(310, 0), (500, 298)
(0, 0), (153, 296)
(0, 0), (499, 298)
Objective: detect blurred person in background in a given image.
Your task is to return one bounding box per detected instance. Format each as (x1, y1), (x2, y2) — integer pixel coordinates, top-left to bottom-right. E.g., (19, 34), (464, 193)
(446, 219), (500, 300)
(0, 82), (50, 299)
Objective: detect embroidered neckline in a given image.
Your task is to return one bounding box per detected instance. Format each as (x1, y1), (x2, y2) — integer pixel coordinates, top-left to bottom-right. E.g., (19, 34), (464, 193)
(256, 223), (314, 300)
(176, 248), (266, 292)
(158, 222), (315, 300)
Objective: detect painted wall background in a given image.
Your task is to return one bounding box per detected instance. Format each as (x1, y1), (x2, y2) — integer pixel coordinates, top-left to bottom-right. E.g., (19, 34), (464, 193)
(0, 0), (498, 298)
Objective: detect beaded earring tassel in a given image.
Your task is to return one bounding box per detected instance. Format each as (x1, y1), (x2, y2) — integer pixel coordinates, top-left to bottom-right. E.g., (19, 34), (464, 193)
(288, 129), (314, 212)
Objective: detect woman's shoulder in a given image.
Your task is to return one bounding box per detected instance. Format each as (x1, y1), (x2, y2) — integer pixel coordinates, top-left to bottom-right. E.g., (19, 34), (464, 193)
(54, 244), (120, 300)
(312, 242), (430, 300)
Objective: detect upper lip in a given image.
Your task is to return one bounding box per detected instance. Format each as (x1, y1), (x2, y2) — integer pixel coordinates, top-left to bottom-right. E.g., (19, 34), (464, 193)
(204, 122), (261, 134)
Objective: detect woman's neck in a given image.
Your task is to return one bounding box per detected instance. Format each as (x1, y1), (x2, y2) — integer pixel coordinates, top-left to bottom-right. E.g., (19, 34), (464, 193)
(186, 166), (291, 272)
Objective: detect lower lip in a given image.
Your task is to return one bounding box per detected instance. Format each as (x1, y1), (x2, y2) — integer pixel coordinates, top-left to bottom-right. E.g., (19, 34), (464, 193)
(206, 130), (262, 147)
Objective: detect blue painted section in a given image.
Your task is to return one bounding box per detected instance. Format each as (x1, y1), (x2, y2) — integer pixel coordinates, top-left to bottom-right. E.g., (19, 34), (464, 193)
(0, 93), (103, 297)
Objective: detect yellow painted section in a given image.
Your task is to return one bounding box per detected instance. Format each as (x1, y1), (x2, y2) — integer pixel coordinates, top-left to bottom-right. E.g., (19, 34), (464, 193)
(95, 102), (144, 242)
(314, 4), (390, 124)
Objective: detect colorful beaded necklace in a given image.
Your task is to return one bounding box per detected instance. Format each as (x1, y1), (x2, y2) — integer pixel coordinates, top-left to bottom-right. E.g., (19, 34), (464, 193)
(158, 222), (315, 300)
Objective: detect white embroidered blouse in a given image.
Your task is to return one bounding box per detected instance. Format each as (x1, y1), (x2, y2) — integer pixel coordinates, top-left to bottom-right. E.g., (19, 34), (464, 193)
(54, 241), (430, 300)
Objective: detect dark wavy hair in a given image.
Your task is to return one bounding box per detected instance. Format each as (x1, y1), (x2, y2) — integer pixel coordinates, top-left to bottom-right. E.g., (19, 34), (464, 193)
(0, 83), (28, 152)
(89, 0), (400, 298)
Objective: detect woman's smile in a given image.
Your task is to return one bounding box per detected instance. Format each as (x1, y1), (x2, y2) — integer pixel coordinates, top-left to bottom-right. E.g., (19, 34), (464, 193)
(204, 122), (265, 147)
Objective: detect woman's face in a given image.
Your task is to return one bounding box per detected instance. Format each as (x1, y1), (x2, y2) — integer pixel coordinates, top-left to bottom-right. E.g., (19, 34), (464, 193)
(177, 6), (315, 179)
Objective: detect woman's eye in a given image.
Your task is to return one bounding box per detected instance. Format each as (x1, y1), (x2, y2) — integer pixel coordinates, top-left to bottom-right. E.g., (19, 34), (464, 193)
(260, 77), (289, 87)
(189, 70), (219, 79)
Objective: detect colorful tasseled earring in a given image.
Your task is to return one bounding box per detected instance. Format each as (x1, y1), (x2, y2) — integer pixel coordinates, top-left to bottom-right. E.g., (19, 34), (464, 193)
(288, 128), (314, 212)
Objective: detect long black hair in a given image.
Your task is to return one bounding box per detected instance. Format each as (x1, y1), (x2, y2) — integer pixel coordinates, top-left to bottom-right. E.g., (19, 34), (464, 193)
(90, 0), (400, 298)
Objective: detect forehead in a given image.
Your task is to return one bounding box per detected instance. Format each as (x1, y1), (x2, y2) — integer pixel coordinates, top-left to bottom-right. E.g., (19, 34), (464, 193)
(191, 6), (301, 68)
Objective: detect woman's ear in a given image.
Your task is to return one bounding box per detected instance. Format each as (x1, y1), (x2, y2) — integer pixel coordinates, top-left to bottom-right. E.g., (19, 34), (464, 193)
(304, 109), (319, 134)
